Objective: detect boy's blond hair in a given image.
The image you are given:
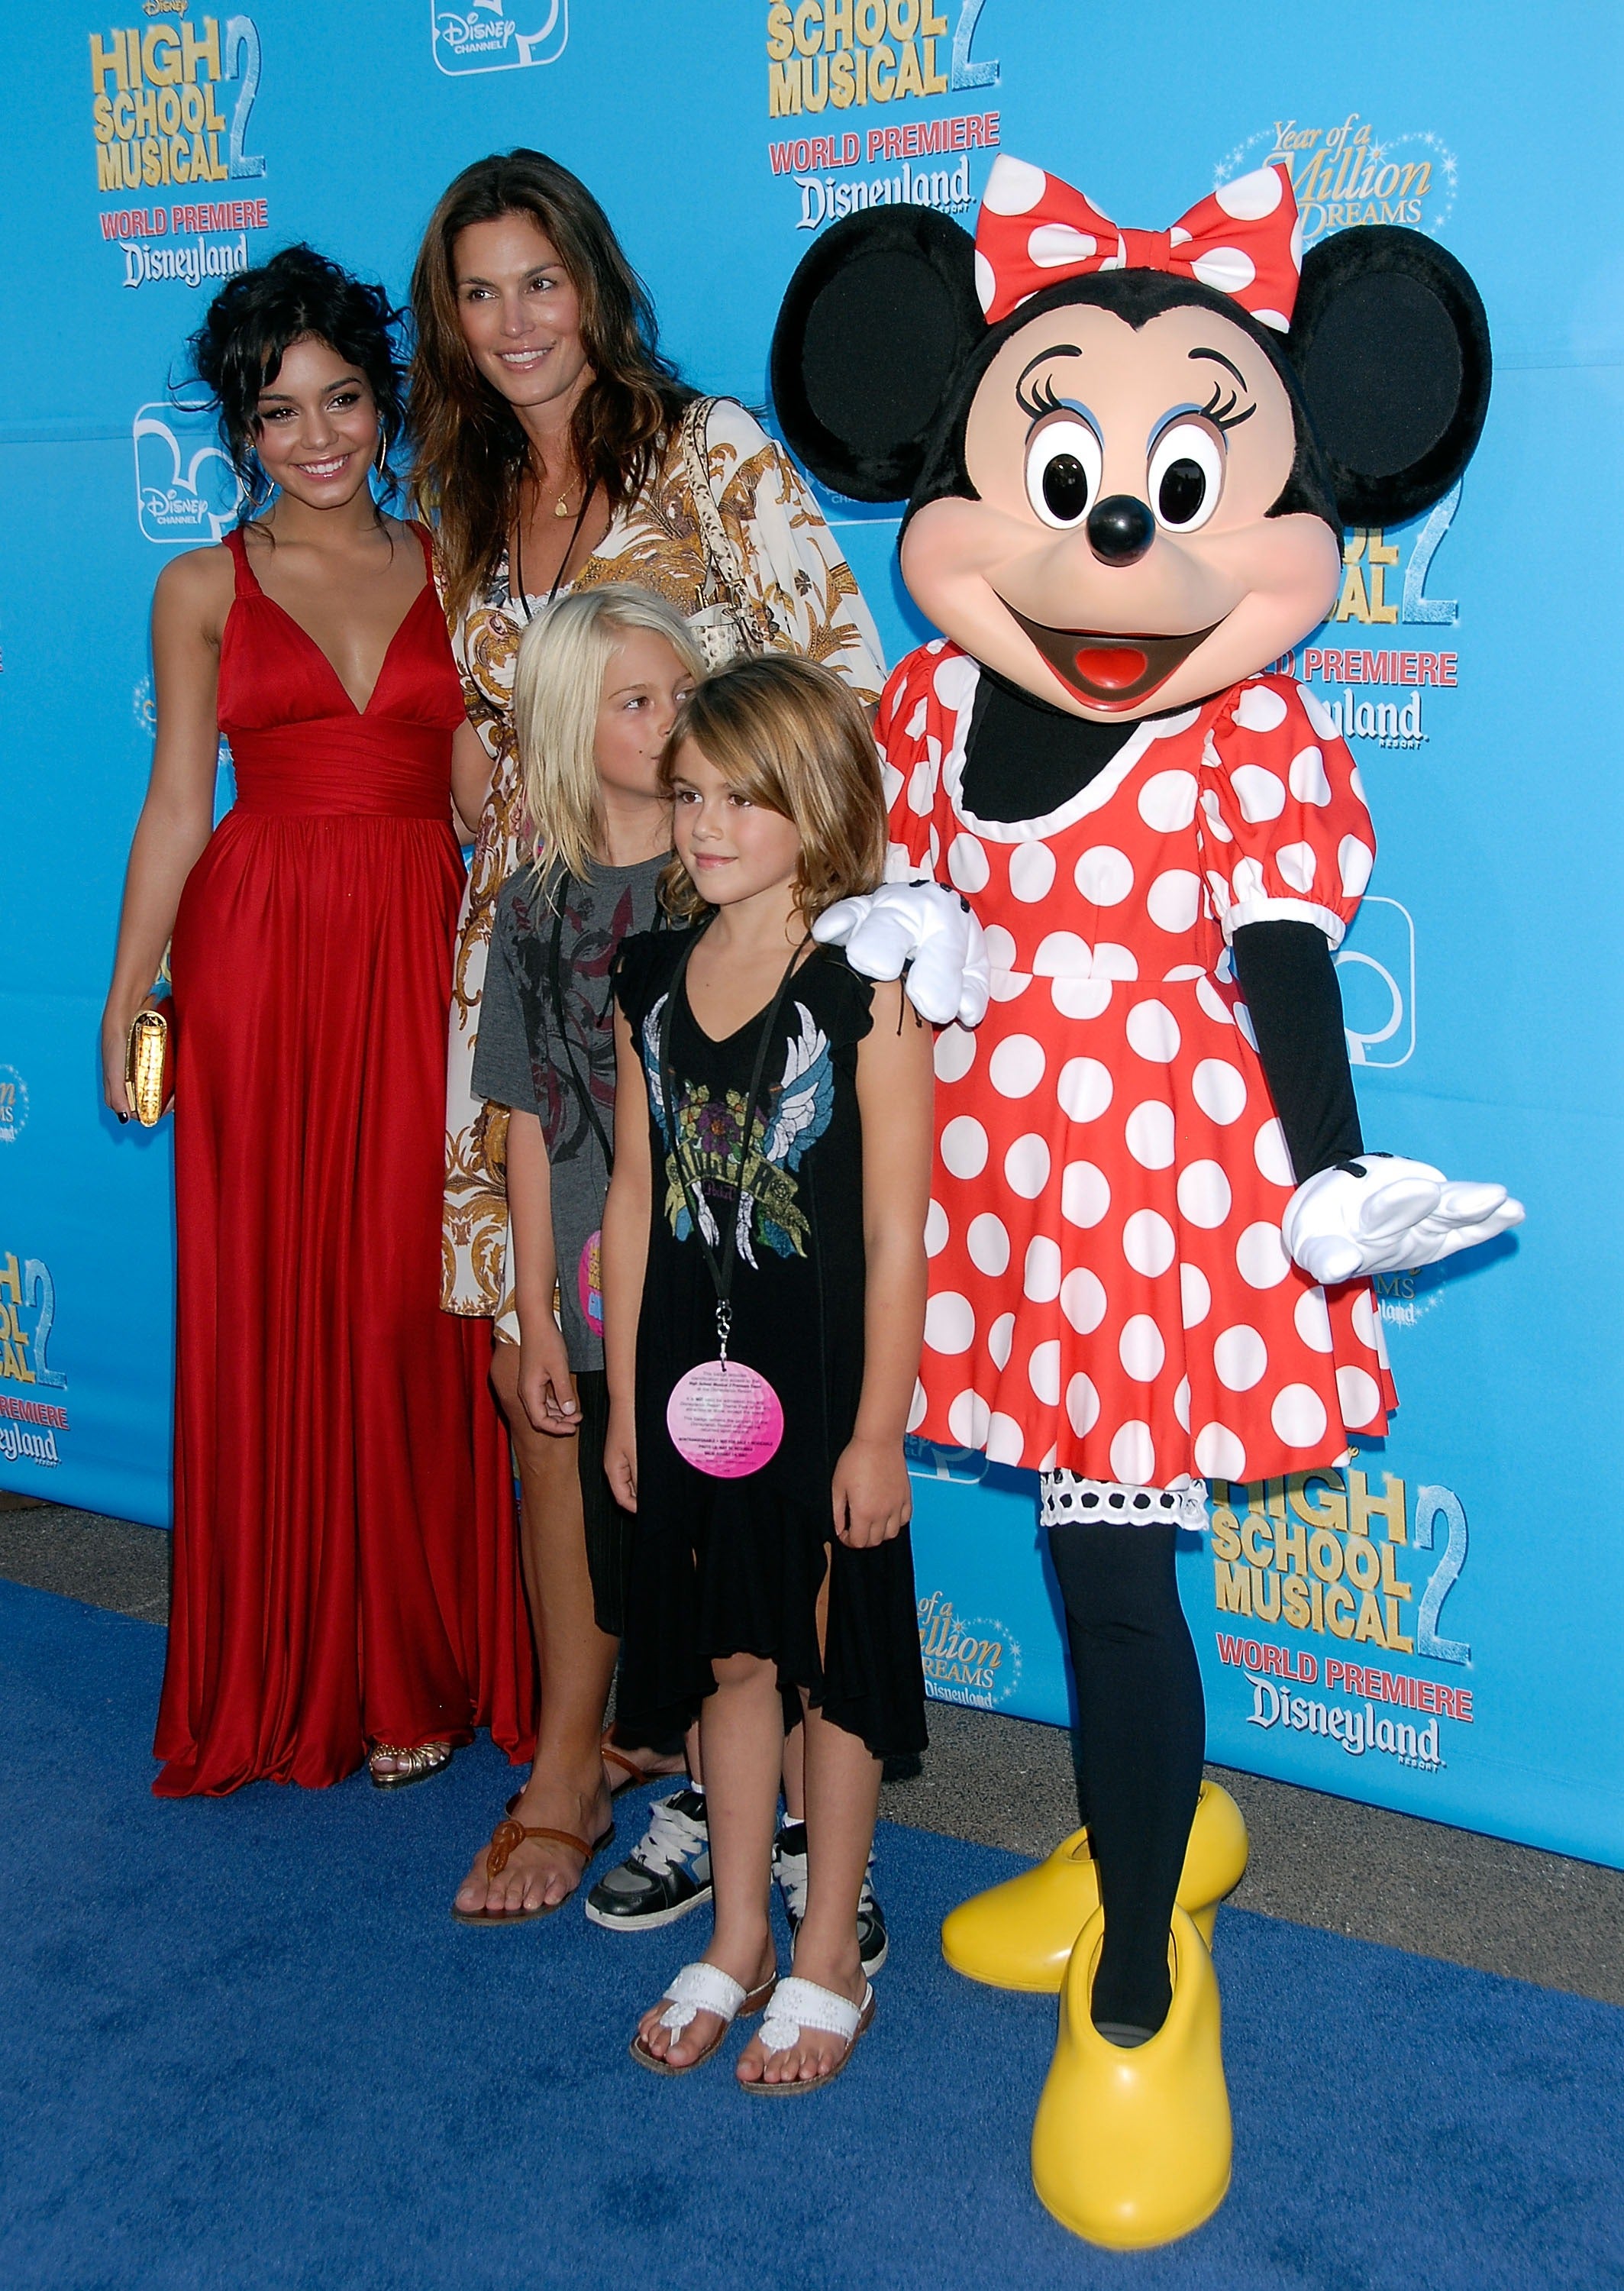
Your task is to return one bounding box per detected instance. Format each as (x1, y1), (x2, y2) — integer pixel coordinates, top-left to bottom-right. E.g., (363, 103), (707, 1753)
(660, 653), (888, 925)
(512, 583), (705, 885)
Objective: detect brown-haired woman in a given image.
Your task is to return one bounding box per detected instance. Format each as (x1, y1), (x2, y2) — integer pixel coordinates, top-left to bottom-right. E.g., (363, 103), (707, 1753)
(409, 149), (886, 1922)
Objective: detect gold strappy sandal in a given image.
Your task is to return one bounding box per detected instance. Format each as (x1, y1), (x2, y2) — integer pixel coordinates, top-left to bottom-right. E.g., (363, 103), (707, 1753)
(367, 1740), (454, 1791)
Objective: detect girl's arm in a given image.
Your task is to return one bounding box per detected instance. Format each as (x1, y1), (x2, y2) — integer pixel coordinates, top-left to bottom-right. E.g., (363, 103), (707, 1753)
(508, 1108), (579, 1436)
(601, 1003), (653, 1512)
(100, 549), (231, 1113)
(451, 718), (493, 845)
(835, 977), (935, 1547)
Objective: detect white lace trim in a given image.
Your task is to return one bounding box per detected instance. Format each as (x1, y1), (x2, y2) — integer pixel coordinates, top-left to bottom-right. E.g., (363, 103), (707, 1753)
(1039, 1472), (1210, 1531)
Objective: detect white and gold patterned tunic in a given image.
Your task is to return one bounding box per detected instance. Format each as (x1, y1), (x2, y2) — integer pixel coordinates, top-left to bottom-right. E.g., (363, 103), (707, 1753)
(440, 396), (886, 1322)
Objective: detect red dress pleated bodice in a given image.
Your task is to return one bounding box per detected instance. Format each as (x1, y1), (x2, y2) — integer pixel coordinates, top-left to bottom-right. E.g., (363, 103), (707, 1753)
(153, 523), (535, 1795)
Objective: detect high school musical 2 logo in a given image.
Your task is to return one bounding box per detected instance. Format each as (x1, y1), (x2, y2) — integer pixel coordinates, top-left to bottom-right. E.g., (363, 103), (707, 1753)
(89, 15), (275, 289)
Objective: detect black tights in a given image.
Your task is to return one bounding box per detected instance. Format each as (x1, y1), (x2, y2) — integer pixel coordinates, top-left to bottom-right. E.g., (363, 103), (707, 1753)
(1047, 1520), (1206, 2038)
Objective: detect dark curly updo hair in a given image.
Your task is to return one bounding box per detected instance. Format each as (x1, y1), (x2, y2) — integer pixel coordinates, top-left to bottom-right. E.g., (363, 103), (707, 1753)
(187, 244), (407, 515)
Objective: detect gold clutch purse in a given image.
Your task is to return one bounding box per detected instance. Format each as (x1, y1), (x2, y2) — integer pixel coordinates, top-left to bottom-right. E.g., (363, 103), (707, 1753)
(124, 1007), (173, 1126)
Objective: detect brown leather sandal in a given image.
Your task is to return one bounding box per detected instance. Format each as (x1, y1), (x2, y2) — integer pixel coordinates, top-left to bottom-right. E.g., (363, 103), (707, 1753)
(502, 1734), (683, 1818)
(602, 1741), (647, 1791)
(450, 1816), (615, 1927)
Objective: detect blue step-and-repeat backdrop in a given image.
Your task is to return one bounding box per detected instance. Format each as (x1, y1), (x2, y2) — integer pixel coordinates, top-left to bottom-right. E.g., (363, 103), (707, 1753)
(2, 3), (1618, 1862)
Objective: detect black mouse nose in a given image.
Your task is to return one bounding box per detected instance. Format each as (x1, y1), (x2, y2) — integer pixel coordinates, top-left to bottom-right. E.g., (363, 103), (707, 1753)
(1086, 494), (1155, 565)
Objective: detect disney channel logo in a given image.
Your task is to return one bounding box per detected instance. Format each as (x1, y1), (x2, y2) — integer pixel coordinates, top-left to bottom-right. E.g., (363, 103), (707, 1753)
(431, 0), (568, 75)
(133, 402), (241, 545)
(1335, 896), (1415, 1071)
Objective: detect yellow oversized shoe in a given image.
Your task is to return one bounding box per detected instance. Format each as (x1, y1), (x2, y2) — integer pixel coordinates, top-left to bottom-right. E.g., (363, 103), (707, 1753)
(941, 1781), (1248, 1993)
(941, 1824), (1100, 1993)
(1182, 1780), (1249, 1950)
(1030, 1905), (1232, 2250)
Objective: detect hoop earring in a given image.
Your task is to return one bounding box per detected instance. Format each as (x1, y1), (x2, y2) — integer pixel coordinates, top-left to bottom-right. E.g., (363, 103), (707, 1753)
(374, 425), (389, 476)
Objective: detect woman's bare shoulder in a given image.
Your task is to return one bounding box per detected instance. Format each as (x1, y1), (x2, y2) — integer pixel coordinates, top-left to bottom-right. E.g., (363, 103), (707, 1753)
(153, 538), (236, 626)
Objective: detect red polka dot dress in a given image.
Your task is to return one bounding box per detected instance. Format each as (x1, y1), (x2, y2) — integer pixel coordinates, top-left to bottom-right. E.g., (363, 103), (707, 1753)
(881, 641), (1396, 1492)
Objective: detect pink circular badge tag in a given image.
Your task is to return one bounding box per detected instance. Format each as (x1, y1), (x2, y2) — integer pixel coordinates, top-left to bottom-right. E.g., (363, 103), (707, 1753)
(578, 1230), (603, 1337)
(667, 1359), (784, 1478)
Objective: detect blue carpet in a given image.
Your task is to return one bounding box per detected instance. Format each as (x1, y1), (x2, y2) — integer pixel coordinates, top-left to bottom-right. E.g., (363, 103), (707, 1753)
(2, 1580), (1622, 2290)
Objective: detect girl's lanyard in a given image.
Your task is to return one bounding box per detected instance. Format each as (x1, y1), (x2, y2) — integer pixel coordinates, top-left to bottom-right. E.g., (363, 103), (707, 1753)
(656, 927), (809, 1478)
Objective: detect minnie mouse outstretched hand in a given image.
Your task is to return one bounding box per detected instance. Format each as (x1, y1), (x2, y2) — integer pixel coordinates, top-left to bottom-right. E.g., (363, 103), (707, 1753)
(1283, 1155), (1524, 1284)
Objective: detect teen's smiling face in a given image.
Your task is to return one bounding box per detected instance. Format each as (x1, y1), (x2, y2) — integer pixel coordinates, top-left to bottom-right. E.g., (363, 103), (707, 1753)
(251, 335), (381, 509)
(900, 301), (1342, 720)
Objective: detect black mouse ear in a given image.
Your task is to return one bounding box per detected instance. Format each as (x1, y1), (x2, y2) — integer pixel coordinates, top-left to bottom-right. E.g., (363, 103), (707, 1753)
(770, 206), (984, 503)
(1288, 225), (1491, 528)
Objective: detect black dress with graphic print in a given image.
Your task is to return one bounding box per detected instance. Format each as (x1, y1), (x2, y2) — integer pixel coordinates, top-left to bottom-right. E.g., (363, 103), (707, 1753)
(612, 928), (928, 1759)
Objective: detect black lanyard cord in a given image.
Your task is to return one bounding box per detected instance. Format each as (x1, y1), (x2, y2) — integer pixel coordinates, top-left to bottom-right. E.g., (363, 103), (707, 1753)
(657, 927), (811, 1354)
(511, 477), (594, 625)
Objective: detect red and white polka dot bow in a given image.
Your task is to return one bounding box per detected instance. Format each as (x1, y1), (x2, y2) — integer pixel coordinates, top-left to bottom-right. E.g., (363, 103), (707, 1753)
(974, 157), (1304, 334)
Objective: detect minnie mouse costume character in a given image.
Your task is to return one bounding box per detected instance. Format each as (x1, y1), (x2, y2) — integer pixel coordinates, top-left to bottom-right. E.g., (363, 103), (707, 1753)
(771, 157), (1522, 2244)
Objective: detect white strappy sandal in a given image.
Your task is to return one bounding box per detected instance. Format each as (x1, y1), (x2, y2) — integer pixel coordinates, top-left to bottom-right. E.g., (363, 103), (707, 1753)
(743, 1975), (876, 2096)
(629, 1960), (778, 2077)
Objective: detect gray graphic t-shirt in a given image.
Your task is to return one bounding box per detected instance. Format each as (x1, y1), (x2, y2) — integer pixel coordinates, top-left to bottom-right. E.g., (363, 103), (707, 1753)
(474, 855), (668, 1371)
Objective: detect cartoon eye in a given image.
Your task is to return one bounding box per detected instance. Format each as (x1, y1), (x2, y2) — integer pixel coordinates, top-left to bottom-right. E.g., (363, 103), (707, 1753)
(1025, 413), (1103, 529)
(1147, 421), (1224, 532)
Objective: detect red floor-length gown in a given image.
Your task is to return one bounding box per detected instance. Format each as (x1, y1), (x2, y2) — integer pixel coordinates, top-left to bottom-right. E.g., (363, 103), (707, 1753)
(153, 523), (536, 1795)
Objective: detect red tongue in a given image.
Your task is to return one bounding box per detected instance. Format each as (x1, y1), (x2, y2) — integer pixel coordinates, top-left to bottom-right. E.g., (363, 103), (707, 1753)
(1074, 645), (1148, 691)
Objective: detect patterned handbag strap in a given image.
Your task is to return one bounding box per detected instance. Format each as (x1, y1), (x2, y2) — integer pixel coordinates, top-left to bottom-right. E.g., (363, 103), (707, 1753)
(680, 396), (780, 653)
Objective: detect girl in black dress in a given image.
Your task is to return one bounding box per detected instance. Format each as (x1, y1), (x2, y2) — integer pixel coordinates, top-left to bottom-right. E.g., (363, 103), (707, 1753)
(603, 656), (933, 2092)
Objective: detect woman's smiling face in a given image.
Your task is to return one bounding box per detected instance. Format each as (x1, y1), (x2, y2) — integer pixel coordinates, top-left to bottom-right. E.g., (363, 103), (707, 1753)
(900, 299), (1341, 720)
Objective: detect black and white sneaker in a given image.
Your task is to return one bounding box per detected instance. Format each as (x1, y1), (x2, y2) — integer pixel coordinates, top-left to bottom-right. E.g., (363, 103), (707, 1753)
(771, 1818), (889, 1976)
(584, 1786), (712, 1931)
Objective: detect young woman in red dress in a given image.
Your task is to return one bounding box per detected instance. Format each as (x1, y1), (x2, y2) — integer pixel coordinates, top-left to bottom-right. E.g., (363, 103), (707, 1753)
(101, 247), (535, 1795)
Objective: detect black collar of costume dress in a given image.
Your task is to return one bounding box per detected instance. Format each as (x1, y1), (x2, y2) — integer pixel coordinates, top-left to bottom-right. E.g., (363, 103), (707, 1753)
(961, 663), (1190, 826)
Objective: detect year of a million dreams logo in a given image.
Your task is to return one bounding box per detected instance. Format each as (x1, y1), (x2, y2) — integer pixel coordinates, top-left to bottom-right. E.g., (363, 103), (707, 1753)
(917, 1590), (1020, 1709)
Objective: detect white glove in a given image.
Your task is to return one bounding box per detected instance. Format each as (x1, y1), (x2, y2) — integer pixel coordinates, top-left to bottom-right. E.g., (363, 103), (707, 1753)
(1282, 1152), (1525, 1284)
(812, 879), (990, 1028)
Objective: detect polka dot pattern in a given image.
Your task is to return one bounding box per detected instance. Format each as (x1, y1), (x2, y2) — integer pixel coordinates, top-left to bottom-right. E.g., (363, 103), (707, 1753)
(1123, 1209), (1177, 1278)
(967, 1212), (1011, 1277)
(990, 1035), (1046, 1099)
(1075, 845), (1135, 906)
(948, 832), (990, 893)
(877, 643), (1395, 1480)
(934, 1025), (977, 1085)
(1125, 1099), (1176, 1170)
(1148, 868), (1202, 932)
(1009, 842), (1056, 903)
